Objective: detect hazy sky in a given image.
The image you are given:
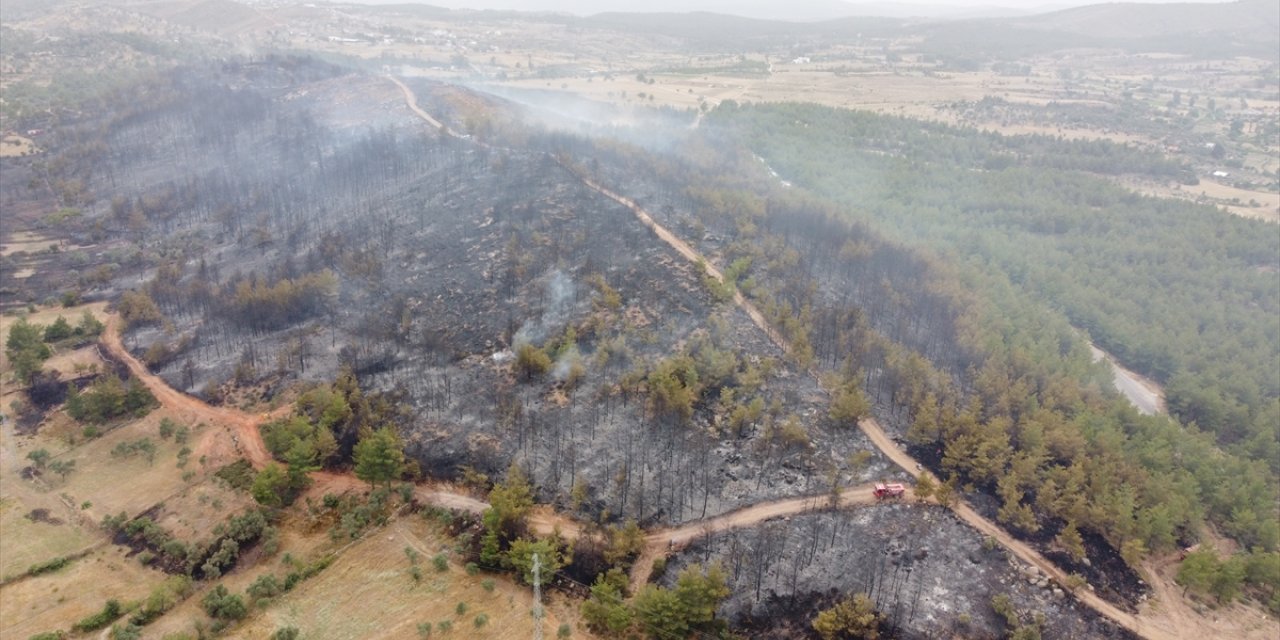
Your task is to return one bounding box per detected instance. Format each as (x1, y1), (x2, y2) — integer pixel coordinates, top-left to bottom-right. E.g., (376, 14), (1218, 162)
(347, 0), (1239, 10)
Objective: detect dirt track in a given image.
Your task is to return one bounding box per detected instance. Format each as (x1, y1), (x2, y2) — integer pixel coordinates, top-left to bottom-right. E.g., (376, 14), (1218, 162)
(101, 316), (275, 469)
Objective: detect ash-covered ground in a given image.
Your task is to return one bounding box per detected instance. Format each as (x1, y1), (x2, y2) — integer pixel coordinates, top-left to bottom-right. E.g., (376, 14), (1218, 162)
(663, 504), (1138, 639)
(18, 59), (903, 527)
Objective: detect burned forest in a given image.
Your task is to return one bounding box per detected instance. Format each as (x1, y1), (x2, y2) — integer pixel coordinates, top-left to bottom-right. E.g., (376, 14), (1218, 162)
(3, 3), (1278, 638)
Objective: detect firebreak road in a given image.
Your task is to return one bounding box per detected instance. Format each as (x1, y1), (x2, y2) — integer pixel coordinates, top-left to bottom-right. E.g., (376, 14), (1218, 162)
(94, 75), (1184, 640)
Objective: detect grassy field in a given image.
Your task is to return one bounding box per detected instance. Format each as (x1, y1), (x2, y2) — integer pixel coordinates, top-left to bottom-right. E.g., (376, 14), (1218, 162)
(228, 516), (581, 640)
(1, 543), (168, 640)
(0, 494), (96, 581)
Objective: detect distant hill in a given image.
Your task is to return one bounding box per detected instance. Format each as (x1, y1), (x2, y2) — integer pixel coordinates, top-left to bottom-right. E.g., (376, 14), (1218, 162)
(123, 0), (278, 36)
(405, 0), (1035, 22)
(1014, 0), (1279, 42)
(578, 11), (913, 46)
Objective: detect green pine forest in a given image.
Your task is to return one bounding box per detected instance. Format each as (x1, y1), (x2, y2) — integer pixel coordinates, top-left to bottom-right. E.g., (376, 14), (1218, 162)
(709, 102), (1278, 468)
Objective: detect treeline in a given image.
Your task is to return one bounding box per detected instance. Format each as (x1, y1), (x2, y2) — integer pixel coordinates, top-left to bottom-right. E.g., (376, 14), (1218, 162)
(710, 102), (1279, 471)
(715, 99), (1193, 180)
(126, 263), (337, 335)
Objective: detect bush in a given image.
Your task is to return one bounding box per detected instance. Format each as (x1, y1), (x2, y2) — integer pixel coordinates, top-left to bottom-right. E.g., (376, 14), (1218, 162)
(557, 623), (572, 638)
(432, 554), (448, 572)
(200, 585), (247, 621)
(43, 316), (74, 342)
(109, 623), (141, 640)
(473, 614), (488, 628)
(27, 556), (72, 576)
(66, 375), (155, 424)
(27, 632), (66, 640)
(214, 460), (256, 491)
(130, 576), (193, 626)
(247, 574), (282, 603)
(72, 599), (124, 632)
(514, 343), (551, 380)
(455, 602), (468, 616)
(436, 620), (452, 633)
(269, 627), (299, 640)
(650, 556), (668, 581)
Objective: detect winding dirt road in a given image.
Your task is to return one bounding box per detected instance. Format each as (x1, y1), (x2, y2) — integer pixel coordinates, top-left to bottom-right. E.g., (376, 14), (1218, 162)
(101, 316), (276, 468)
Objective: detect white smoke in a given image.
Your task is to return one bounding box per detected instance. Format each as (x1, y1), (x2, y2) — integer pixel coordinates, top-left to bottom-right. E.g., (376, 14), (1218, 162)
(513, 269), (575, 347)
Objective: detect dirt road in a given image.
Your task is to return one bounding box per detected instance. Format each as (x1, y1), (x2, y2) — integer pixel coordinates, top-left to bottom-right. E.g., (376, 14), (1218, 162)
(100, 316), (274, 469)
(388, 76), (458, 136)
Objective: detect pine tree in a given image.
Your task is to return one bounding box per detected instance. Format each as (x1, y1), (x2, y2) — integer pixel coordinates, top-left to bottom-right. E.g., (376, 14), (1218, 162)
(353, 426), (405, 488)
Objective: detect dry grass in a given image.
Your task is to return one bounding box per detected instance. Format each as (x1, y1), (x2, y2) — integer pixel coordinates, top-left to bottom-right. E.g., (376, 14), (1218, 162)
(0, 495), (96, 580)
(0, 134), (40, 157)
(225, 516), (586, 640)
(49, 409), (235, 523)
(0, 543), (167, 640)
(0, 231), (59, 257)
(1123, 177), (1280, 223)
(141, 523), (335, 639)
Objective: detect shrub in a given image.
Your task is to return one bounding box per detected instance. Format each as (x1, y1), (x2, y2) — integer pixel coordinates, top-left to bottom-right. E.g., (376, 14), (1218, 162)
(130, 576), (193, 626)
(650, 556), (668, 581)
(214, 460), (256, 491)
(269, 627), (299, 640)
(72, 599), (124, 632)
(247, 574), (282, 603)
(473, 614), (488, 628)
(557, 623), (572, 638)
(109, 623), (141, 640)
(43, 316), (74, 342)
(200, 585), (247, 621)
(432, 554), (448, 573)
(27, 556), (72, 576)
(455, 602), (468, 616)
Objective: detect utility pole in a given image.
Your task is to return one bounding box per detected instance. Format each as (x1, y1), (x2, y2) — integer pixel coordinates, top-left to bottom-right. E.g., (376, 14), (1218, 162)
(532, 552), (544, 640)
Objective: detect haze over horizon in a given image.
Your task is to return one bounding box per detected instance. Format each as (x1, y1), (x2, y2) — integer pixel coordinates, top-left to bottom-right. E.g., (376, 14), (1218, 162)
(339, 0), (1245, 21)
